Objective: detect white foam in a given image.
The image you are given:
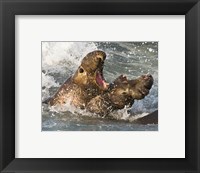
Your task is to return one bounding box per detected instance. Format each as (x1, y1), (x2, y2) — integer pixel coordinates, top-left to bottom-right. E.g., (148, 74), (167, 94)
(42, 42), (98, 74)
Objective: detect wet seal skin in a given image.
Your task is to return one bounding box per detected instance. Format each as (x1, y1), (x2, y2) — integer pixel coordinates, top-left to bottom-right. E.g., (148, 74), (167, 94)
(43, 50), (109, 109)
(86, 74), (154, 116)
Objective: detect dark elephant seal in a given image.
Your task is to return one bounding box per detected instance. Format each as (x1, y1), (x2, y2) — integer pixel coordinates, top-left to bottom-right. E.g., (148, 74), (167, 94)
(86, 74), (153, 116)
(135, 110), (158, 124)
(44, 50), (108, 109)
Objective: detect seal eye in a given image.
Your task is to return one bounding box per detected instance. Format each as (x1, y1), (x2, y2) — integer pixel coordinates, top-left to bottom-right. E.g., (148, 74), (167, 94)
(79, 67), (84, 73)
(122, 92), (127, 95)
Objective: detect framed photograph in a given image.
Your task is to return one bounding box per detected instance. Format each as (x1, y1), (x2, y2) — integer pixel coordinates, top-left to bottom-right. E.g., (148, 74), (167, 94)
(0, 0), (200, 172)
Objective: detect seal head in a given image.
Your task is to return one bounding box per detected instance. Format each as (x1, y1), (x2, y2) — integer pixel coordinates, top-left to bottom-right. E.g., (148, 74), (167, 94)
(45, 50), (109, 108)
(73, 50), (108, 90)
(110, 74), (154, 107)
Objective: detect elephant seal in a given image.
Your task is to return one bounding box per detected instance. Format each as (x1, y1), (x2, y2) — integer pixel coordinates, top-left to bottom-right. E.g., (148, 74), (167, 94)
(44, 50), (109, 109)
(135, 110), (158, 124)
(86, 74), (153, 116)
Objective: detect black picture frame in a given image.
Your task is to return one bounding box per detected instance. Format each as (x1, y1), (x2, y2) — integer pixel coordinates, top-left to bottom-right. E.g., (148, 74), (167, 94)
(0, 0), (200, 172)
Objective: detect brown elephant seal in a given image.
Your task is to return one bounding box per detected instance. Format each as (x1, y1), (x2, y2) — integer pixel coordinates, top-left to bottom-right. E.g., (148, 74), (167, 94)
(86, 74), (153, 116)
(44, 50), (109, 109)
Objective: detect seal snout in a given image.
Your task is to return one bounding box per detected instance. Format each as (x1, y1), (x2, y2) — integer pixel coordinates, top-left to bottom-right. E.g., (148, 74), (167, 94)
(94, 50), (106, 60)
(142, 74), (153, 89)
(95, 54), (106, 63)
(87, 50), (106, 62)
(141, 74), (152, 80)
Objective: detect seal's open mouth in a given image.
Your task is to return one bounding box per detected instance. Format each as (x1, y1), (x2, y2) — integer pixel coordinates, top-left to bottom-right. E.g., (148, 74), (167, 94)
(96, 71), (108, 90)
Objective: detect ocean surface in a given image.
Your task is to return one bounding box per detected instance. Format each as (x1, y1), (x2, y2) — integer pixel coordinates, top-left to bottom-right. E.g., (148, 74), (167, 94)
(42, 42), (158, 131)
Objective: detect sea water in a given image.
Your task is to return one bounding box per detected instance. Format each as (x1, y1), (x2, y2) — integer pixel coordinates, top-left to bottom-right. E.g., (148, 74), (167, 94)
(42, 42), (158, 131)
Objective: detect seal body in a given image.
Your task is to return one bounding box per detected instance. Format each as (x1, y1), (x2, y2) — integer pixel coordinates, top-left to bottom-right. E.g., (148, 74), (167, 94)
(46, 50), (108, 109)
(86, 74), (153, 116)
